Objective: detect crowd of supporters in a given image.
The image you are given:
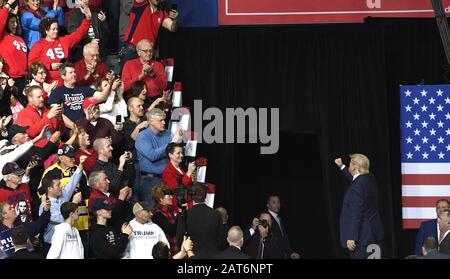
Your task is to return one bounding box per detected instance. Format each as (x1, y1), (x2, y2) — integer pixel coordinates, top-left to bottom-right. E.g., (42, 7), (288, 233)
(0, 0), (298, 259)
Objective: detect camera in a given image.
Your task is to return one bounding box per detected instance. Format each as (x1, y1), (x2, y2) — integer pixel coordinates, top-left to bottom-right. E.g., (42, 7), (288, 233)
(163, 189), (173, 195)
(173, 183), (193, 207)
(259, 219), (269, 228)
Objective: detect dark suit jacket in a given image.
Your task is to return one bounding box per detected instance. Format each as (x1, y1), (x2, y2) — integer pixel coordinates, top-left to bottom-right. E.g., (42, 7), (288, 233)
(415, 219), (438, 256)
(186, 203), (222, 259)
(7, 249), (43, 259)
(243, 230), (284, 259)
(424, 249), (450, 259)
(213, 246), (251, 259)
(269, 211), (292, 258)
(439, 233), (450, 255)
(340, 167), (384, 248)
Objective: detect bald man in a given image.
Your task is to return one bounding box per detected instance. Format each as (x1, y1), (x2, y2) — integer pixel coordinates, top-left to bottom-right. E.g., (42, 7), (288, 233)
(124, 97), (148, 202)
(90, 138), (131, 196)
(213, 226), (250, 259)
(74, 43), (109, 86)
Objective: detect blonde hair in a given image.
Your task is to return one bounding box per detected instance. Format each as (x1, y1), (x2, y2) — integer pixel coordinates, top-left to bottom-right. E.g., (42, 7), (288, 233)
(152, 184), (170, 204)
(349, 153), (370, 174)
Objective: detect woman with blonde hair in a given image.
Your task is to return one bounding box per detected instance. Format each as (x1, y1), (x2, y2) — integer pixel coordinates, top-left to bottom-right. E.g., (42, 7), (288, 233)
(152, 183), (179, 256)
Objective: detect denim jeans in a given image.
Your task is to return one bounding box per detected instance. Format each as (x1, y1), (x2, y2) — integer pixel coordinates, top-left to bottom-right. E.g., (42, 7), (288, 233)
(140, 175), (162, 209)
(131, 162), (142, 203)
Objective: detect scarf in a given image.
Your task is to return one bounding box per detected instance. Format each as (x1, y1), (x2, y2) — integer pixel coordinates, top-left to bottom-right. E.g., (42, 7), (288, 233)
(154, 204), (179, 255)
(25, 7), (47, 19)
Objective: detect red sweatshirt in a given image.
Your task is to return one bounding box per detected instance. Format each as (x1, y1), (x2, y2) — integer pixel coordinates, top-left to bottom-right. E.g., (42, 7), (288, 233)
(28, 18), (91, 85)
(122, 58), (167, 97)
(0, 7), (27, 78)
(74, 148), (97, 174)
(15, 105), (64, 148)
(0, 183), (32, 224)
(124, 0), (168, 46)
(74, 59), (108, 86)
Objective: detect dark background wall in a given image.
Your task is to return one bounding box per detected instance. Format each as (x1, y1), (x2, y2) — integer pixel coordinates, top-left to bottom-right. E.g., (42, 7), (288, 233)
(158, 18), (447, 258)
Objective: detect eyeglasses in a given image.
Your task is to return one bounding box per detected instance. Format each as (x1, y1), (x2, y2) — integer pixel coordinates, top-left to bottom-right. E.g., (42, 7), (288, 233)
(139, 48), (153, 53)
(152, 118), (165, 122)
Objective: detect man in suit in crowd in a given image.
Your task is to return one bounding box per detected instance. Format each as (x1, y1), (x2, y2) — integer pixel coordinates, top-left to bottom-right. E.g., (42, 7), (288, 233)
(437, 210), (450, 255)
(213, 226), (250, 259)
(266, 195), (299, 259)
(414, 199), (449, 255)
(422, 236), (450, 259)
(186, 183), (222, 259)
(335, 154), (384, 259)
(243, 212), (284, 259)
(7, 226), (42, 259)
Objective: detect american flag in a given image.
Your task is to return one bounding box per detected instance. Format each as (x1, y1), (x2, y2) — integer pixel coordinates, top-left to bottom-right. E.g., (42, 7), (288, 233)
(400, 85), (450, 229)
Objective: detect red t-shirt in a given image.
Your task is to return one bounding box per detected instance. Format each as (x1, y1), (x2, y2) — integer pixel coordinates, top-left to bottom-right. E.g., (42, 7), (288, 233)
(0, 7), (27, 78)
(28, 18), (91, 85)
(124, 1), (169, 46)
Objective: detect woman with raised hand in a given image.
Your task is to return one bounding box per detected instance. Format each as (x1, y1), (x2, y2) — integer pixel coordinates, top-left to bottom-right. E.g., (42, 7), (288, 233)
(28, 5), (91, 85)
(0, 1), (28, 94)
(21, 0), (64, 50)
(162, 142), (196, 212)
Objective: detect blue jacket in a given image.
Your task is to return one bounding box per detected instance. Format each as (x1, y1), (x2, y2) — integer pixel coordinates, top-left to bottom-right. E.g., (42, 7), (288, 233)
(21, 7), (64, 50)
(135, 128), (171, 174)
(339, 167), (384, 248)
(415, 219), (438, 256)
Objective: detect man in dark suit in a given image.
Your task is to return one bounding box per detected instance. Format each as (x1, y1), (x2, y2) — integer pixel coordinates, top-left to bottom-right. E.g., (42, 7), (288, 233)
(243, 212), (284, 259)
(7, 226), (42, 259)
(213, 226), (250, 259)
(437, 210), (450, 255)
(266, 195), (299, 259)
(415, 199), (449, 256)
(186, 182), (222, 259)
(335, 154), (384, 259)
(422, 236), (450, 259)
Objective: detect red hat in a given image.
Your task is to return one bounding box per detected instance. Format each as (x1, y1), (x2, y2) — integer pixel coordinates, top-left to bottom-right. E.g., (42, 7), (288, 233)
(82, 97), (100, 109)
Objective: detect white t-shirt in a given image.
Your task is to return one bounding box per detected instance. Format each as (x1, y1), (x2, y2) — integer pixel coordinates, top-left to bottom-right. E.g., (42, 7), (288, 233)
(123, 219), (169, 259)
(46, 223), (84, 259)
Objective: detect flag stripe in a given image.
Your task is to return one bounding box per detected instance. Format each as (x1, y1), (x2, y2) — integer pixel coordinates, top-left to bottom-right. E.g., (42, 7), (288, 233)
(402, 186), (450, 196)
(403, 219), (430, 229)
(402, 163), (450, 174)
(402, 196), (450, 207)
(402, 174), (450, 185)
(400, 86), (450, 229)
(403, 207), (436, 219)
